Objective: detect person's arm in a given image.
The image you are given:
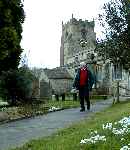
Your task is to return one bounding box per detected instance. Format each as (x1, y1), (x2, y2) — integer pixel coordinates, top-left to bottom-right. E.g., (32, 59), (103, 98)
(73, 69), (80, 90)
(88, 70), (94, 91)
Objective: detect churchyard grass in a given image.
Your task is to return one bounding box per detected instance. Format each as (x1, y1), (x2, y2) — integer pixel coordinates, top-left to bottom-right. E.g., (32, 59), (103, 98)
(10, 99), (130, 150)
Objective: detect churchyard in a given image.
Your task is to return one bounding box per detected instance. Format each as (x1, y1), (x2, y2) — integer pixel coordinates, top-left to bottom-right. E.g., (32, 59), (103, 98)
(0, 0), (130, 149)
(0, 95), (108, 124)
(9, 99), (130, 150)
(0, 99), (78, 123)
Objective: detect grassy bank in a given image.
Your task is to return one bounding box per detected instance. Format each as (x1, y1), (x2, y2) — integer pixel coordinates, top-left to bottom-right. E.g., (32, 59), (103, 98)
(11, 100), (130, 150)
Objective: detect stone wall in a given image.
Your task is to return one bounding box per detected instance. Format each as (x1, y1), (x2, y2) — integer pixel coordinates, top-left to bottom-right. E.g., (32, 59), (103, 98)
(95, 61), (130, 95)
(38, 68), (73, 99)
(50, 78), (73, 95)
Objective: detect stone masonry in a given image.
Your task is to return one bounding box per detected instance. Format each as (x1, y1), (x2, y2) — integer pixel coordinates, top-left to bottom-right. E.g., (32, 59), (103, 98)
(60, 14), (96, 72)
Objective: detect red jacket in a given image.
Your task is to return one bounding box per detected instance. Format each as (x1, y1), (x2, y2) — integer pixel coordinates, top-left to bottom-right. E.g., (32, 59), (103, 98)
(80, 67), (88, 86)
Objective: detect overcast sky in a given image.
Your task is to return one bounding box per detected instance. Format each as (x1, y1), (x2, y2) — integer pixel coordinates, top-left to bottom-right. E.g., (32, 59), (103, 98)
(21, 0), (110, 68)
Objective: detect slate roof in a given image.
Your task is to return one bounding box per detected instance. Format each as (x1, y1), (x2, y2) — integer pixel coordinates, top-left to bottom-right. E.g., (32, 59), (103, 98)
(43, 67), (73, 79)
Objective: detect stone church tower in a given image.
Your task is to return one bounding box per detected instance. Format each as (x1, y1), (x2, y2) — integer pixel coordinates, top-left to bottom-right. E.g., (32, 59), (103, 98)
(60, 14), (96, 71)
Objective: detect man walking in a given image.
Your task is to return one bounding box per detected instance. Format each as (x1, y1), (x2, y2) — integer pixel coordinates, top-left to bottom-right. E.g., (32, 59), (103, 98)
(73, 62), (94, 112)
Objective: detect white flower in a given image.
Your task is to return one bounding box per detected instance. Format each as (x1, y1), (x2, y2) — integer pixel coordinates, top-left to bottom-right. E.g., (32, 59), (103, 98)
(118, 117), (130, 127)
(94, 130), (98, 134)
(114, 122), (118, 125)
(120, 145), (130, 150)
(102, 122), (113, 130)
(48, 106), (61, 112)
(121, 138), (125, 141)
(80, 116), (130, 146)
(80, 139), (86, 144)
(80, 134), (106, 144)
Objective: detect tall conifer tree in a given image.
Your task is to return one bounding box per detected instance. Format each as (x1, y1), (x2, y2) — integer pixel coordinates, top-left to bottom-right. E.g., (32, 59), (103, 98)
(0, 0), (25, 73)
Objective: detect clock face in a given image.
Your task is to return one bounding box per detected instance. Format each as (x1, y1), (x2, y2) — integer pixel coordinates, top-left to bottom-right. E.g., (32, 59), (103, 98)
(79, 39), (87, 47)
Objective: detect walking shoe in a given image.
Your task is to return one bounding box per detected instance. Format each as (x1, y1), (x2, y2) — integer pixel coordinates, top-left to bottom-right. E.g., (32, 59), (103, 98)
(87, 106), (90, 110)
(80, 108), (85, 112)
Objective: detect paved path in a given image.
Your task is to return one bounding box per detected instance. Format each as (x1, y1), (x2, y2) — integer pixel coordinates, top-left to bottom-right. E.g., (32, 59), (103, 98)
(0, 99), (116, 150)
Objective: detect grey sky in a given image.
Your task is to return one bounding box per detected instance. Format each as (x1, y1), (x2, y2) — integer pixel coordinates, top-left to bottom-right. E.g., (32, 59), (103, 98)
(21, 0), (110, 68)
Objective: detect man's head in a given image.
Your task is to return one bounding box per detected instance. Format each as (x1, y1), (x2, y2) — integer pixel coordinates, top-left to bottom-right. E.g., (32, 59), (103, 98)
(80, 61), (86, 68)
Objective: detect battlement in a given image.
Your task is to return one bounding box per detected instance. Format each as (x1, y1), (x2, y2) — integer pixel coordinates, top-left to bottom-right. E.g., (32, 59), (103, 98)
(62, 15), (95, 30)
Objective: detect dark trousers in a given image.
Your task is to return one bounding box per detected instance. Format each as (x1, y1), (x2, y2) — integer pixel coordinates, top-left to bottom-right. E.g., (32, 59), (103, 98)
(79, 86), (90, 110)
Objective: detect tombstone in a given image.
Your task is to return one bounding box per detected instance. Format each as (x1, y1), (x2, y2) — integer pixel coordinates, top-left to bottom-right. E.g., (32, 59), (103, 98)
(55, 94), (59, 101)
(40, 80), (51, 100)
(61, 93), (65, 101)
(73, 93), (78, 101)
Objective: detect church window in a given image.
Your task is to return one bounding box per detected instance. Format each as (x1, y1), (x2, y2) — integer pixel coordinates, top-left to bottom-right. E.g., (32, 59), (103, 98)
(65, 31), (68, 38)
(81, 28), (87, 39)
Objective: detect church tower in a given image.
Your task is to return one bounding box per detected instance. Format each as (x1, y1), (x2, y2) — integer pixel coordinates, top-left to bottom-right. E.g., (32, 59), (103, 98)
(60, 15), (96, 70)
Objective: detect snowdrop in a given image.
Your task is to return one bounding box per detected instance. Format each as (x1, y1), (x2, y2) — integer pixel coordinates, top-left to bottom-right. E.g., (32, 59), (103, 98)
(121, 138), (125, 141)
(120, 145), (130, 150)
(118, 117), (130, 127)
(80, 134), (106, 144)
(80, 116), (130, 147)
(102, 122), (113, 130)
(112, 127), (128, 135)
(0, 101), (8, 105)
(48, 106), (60, 112)
(102, 117), (130, 135)
(0, 107), (7, 111)
(114, 122), (118, 125)
(80, 139), (87, 144)
(90, 130), (97, 135)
